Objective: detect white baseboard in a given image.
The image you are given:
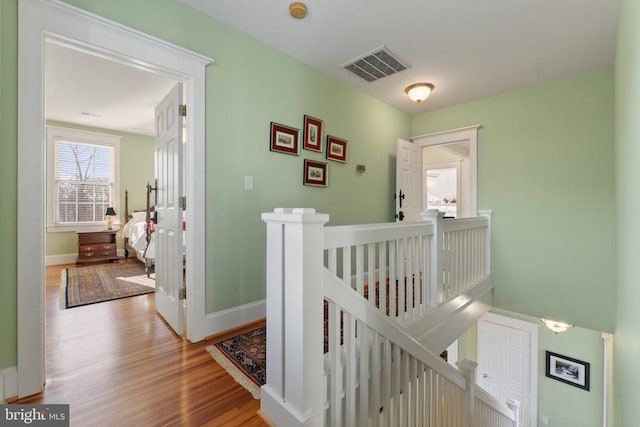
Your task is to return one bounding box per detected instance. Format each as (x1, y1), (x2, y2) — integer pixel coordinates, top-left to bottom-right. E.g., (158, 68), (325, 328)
(45, 253), (76, 266)
(203, 300), (266, 338)
(1, 366), (17, 403)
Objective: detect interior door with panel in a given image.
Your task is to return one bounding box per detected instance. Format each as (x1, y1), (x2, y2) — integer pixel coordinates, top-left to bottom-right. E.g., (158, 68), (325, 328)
(478, 313), (538, 427)
(154, 82), (184, 336)
(395, 138), (423, 222)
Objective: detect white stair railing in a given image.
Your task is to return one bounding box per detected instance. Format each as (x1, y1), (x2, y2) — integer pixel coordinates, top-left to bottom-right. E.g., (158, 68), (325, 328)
(422, 210), (492, 304)
(324, 221), (436, 325)
(261, 208), (509, 427)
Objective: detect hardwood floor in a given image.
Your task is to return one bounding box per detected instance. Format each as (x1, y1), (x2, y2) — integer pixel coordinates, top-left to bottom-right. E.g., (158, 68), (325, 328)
(17, 262), (268, 427)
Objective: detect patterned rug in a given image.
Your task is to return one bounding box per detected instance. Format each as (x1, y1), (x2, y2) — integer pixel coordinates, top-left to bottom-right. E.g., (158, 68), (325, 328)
(61, 262), (155, 309)
(206, 327), (266, 400)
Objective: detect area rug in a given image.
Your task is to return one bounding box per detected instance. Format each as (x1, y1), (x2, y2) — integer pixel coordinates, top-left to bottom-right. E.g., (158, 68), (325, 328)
(206, 327), (266, 400)
(60, 262), (155, 309)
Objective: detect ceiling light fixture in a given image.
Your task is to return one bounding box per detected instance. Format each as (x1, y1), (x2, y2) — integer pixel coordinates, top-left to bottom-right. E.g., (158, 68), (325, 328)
(541, 318), (574, 334)
(289, 2), (307, 19)
(405, 82), (434, 103)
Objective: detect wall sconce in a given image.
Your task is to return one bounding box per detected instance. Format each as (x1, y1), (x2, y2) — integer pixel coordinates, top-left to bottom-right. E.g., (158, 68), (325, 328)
(541, 318), (574, 334)
(405, 82), (434, 103)
(105, 207), (117, 230)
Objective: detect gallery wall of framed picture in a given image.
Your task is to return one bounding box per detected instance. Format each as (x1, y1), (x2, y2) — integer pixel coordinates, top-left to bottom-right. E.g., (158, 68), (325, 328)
(269, 115), (350, 188)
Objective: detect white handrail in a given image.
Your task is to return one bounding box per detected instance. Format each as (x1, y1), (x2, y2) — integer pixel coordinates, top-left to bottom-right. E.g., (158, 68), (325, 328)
(324, 222), (434, 249)
(324, 268), (466, 388)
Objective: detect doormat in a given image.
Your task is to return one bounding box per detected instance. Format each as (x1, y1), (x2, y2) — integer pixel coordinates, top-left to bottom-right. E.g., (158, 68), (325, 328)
(60, 262), (155, 309)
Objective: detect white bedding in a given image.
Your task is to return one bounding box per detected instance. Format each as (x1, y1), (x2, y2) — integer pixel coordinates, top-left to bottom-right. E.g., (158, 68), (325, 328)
(123, 211), (185, 261)
(123, 213), (156, 260)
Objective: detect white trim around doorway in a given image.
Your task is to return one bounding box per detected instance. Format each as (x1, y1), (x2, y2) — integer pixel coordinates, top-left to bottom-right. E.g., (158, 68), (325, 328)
(411, 125), (480, 217)
(18, 0), (212, 398)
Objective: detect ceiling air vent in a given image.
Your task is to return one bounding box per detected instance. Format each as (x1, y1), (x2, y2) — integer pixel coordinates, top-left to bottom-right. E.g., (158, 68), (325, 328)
(342, 46), (409, 83)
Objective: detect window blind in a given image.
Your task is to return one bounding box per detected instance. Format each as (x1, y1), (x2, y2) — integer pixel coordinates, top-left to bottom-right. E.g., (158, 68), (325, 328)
(55, 140), (114, 224)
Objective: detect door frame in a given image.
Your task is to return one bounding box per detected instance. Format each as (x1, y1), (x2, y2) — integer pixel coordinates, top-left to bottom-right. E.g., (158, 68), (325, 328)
(18, 0), (212, 397)
(478, 312), (539, 427)
(411, 125), (480, 217)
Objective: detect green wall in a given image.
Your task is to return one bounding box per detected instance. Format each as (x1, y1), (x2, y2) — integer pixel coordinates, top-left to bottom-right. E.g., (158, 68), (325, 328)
(614, 0), (640, 424)
(538, 326), (604, 427)
(45, 121), (154, 256)
(0, 0), (17, 369)
(412, 69), (616, 333)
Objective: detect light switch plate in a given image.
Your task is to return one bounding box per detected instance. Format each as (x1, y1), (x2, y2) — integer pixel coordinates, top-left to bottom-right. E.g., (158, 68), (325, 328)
(244, 176), (254, 191)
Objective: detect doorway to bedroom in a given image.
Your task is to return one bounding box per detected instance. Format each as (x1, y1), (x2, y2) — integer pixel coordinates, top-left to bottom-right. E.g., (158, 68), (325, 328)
(44, 40), (185, 323)
(19, 0), (212, 397)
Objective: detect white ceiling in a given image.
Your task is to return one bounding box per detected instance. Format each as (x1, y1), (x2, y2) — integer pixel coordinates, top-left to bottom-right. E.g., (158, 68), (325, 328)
(45, 1), (621, 135)
(182, 0), (620, 114)
(45, 42), (178, 136)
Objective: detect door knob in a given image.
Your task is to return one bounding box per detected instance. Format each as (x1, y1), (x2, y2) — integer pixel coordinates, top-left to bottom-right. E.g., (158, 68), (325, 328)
(395, 211), (405, 221)
(482, 373), (488, 378)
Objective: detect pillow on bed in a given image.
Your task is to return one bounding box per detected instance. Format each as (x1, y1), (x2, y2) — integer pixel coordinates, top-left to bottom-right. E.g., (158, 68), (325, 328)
(131, 211), (147, 222)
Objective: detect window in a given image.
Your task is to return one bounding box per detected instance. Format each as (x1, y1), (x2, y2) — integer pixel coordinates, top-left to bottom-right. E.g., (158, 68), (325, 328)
(47, 126), (121, 232)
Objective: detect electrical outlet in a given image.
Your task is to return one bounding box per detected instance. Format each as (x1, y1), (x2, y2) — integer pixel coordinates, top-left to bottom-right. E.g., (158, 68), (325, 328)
(542, 415), (549, 425)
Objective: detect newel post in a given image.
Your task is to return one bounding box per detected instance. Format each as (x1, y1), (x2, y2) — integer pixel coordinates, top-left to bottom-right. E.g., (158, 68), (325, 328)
(478, 210), (493, 276)
(422, 209), (444, 307)
(260, 208), (329, 427)
(506, 399), (521, 426)
(456, 358), (478, 425)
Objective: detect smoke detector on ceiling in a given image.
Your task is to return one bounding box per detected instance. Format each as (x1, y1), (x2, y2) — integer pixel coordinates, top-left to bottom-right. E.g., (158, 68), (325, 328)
(342, 46), (409, 83)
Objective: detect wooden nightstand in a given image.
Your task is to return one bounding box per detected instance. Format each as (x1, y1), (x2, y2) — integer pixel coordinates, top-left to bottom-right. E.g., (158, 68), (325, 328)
(77, 230), (119, 265)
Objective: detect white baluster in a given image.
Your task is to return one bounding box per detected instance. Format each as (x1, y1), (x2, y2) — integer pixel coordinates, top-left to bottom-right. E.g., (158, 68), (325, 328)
(422, 210), (444, 307)
(456, 358), (478, 427)
(479, 210), (493, 276)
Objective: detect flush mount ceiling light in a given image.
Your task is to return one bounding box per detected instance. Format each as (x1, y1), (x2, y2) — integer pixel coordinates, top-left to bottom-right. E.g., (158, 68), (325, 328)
(405, 82), (434, 103)
(289, 2), (307, 19)
(541, 318), (574, 334)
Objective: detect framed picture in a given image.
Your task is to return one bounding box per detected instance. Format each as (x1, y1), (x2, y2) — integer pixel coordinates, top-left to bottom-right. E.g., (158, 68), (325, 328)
(303, 115), (323, 152)
(303, 159), (328, 187)
(545, 351), (590, 391)
(270, 122), (299, 156)
(326, 135), (348, 163)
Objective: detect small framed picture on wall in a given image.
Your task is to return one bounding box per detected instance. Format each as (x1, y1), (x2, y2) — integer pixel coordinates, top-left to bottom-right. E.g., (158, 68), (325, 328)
(270, 122), (299, 156)
(303, 159), (328, 187)
(326, 135), (348, 163)
(545, 351), (590, 391)
(303, 115), (323, 152)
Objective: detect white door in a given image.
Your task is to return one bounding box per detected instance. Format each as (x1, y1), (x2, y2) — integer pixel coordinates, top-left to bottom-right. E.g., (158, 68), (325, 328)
(478, 313), (538, 427)
(154, 82), (184, 335)
(395, 138), (423, 222)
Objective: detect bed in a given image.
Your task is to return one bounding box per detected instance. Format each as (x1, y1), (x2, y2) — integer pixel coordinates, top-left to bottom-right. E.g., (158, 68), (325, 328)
(122, 187), (185, 277)
(123, 210), (156, 260)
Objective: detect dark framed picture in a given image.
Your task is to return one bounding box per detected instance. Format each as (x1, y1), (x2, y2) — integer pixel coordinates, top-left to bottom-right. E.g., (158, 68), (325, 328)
(303, 159), (328, 187)
(545, 351), (590, 391)
(326, 135), (348, 163)
(270, 122), (299, 156)
(303, 115), (323, 152)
